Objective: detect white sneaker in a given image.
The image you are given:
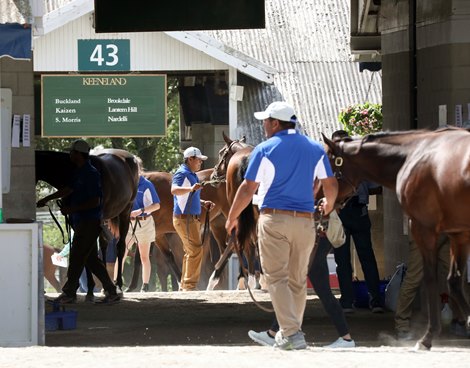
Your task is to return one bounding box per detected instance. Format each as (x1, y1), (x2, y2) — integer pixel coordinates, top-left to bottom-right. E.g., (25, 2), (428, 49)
(248, 330), (275, 347)
(324, 337), (355, 349)
(274, 330), (308, 350)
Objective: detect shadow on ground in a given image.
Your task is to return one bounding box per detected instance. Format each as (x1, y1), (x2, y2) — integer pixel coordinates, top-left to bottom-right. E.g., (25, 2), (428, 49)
(45, 291), (470, 348)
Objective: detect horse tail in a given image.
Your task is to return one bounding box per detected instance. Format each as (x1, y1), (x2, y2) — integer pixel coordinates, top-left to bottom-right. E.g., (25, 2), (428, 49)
(236, 155), (256, 254)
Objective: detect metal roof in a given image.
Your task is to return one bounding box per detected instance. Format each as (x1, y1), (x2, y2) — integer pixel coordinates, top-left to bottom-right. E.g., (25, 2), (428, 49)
(206, 0), (382, 142)
(0, 0), (32, 24)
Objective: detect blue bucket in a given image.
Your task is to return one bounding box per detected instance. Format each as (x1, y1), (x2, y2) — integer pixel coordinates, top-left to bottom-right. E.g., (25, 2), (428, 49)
(352, 280), (388, 308)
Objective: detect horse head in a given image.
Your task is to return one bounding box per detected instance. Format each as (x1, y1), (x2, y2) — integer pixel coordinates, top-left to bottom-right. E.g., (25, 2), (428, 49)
(321, 133), (363, 205)
(210, 132), (251, 183)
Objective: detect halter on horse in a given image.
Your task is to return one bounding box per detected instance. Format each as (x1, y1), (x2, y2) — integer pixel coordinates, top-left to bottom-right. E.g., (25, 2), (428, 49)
(323, 127), (470, 350)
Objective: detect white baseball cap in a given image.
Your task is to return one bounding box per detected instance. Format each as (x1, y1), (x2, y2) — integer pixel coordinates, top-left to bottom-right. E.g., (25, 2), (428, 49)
(254, 101), (298, 124)
(183, 146), (208, 160)
(68, 139), (90, 153)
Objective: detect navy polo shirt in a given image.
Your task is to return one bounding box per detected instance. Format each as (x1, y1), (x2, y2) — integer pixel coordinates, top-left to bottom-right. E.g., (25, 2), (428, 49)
(68, 160), (103, 226)
(245, 129), (333, 213)
(172, 164), (201, 215)
(132, 176), (160, 216)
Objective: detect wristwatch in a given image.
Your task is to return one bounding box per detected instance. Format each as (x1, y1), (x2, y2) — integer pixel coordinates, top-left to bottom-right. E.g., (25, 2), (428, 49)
(140, 207), (145, 214)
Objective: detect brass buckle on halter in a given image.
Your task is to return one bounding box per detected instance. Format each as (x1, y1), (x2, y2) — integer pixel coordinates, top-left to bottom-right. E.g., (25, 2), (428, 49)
(334, 157), (343, 167)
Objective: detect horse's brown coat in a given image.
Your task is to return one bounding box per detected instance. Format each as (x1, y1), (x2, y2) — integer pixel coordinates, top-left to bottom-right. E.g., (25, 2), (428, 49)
(324, 127), (470, 349)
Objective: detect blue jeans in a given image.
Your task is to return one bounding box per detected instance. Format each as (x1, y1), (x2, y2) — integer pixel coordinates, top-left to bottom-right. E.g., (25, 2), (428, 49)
(334, 204), (381, 307)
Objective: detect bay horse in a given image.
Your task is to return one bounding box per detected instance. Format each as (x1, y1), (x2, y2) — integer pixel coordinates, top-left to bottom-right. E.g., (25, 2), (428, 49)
(35, 149), (139, 291)
(124, 167), (230, 291)
(323, 127), (470, 350)
(207, 132), (259, 290)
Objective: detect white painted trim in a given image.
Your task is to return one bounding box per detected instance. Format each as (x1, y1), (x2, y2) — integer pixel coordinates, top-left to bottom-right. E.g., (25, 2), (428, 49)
(34, 0), (93, 36)
(166, 31), (276, 84)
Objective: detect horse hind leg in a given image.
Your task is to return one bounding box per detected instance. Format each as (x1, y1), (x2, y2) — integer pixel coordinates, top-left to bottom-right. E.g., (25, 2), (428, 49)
(415, 258), (441, 350)
(410, 224), (440, 351)
(245, 242), (258, 290)
(447, 238), (470, 335)
(155, 234), (182, 285)
(207, 240), (234, 290)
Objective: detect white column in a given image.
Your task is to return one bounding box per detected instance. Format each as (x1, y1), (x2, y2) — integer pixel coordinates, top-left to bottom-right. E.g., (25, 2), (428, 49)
(228, 67), (238, 139)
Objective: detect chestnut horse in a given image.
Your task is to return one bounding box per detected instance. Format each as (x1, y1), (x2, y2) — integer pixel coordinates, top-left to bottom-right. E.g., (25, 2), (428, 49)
(124, 168), (230, 290)
(323, 127), (470, 350)
(35, 149), (139, 291)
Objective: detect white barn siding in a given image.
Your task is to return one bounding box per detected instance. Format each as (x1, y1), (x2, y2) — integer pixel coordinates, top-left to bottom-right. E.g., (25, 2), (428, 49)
(33, 14), (227, 72)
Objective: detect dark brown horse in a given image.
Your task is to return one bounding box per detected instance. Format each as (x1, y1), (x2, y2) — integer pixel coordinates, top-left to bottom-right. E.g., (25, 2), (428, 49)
(323, 127), (470, 350)
(35, 149), (139, 290)
(124, 167), (230, 290)
(208, 132), (258, 289)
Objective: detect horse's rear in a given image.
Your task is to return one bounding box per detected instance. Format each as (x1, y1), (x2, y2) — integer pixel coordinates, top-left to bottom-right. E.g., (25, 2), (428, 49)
(91, 150), (139, 289)
(396, 131), (470, 348)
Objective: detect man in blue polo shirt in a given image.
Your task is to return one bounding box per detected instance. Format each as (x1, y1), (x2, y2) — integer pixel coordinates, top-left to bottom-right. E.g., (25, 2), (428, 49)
(171, 146), (214, 291)
(226, 101), (338, 350)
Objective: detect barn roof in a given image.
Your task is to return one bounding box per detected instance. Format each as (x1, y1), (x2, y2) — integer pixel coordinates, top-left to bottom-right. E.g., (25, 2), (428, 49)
(206, 0), (382, 142)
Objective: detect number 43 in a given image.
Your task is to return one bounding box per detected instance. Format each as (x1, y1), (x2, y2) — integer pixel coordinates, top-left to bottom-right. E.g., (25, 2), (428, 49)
(90, 44), (119, 66)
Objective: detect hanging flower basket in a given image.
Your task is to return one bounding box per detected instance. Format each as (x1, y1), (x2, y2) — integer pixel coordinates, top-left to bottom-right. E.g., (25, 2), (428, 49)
(338, 102), (382, 136)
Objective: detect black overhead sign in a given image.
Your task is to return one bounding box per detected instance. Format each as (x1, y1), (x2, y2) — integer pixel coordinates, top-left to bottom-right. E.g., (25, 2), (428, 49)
(94, 0), (265, 33)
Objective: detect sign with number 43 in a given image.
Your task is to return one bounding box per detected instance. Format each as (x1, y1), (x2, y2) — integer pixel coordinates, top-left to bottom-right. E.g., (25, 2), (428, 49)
(78, 39), (130, 71)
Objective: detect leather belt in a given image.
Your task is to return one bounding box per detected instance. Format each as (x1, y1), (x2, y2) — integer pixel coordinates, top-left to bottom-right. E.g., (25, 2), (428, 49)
(174, 214), (198, 219)
(261, 208), (314, 219)
(132, 216), (150, 221)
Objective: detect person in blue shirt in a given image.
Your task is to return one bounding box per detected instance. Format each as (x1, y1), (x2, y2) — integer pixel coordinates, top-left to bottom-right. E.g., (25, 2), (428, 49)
(37, 139), (119, 304)
(226, 101), (338, 350)
(171, 146), (214, 291)
(331, 130), (384, 313)
(124, 157), (161, 292)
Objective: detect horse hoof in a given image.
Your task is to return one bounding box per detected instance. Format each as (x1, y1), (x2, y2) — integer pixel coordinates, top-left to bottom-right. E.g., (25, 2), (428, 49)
(206, 276), (219, 291)
(413, 342), (431, 351)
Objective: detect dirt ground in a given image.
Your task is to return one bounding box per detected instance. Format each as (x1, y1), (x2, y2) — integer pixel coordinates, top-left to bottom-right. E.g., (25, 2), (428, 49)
(1, 290), (470, 368)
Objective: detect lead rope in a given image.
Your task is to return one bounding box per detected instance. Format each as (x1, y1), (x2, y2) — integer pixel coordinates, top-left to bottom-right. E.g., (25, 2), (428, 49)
(229, 231), (274, 313)
(48, 200), (71, 245)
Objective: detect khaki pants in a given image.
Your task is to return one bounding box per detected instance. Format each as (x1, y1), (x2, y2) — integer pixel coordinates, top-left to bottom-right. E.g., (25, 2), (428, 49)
(173, 216), (203, 290)
(258, 213), (316, 337)
(395, 237), (450, 332)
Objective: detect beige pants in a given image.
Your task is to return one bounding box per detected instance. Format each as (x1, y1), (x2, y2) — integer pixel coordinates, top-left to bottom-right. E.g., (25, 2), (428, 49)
(258, 213), (316, 337)
(173, 216), (203, 290)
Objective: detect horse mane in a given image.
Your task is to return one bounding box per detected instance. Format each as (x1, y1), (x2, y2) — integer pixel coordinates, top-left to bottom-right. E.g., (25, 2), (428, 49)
(92, 148), (136, 161)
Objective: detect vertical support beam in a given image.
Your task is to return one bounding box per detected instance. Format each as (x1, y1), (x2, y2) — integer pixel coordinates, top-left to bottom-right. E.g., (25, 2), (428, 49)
(351, 0), (359, 34)
(228, 67), (238, 139)
(409, 0), (417, 129)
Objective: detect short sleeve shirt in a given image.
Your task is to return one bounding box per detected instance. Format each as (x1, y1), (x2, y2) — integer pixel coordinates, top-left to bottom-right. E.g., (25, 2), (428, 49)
(172, 164), (201, 215)
(132, 176), (160, 216)
(245, 129), (333, 212)
(68, 160), (103, 225)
